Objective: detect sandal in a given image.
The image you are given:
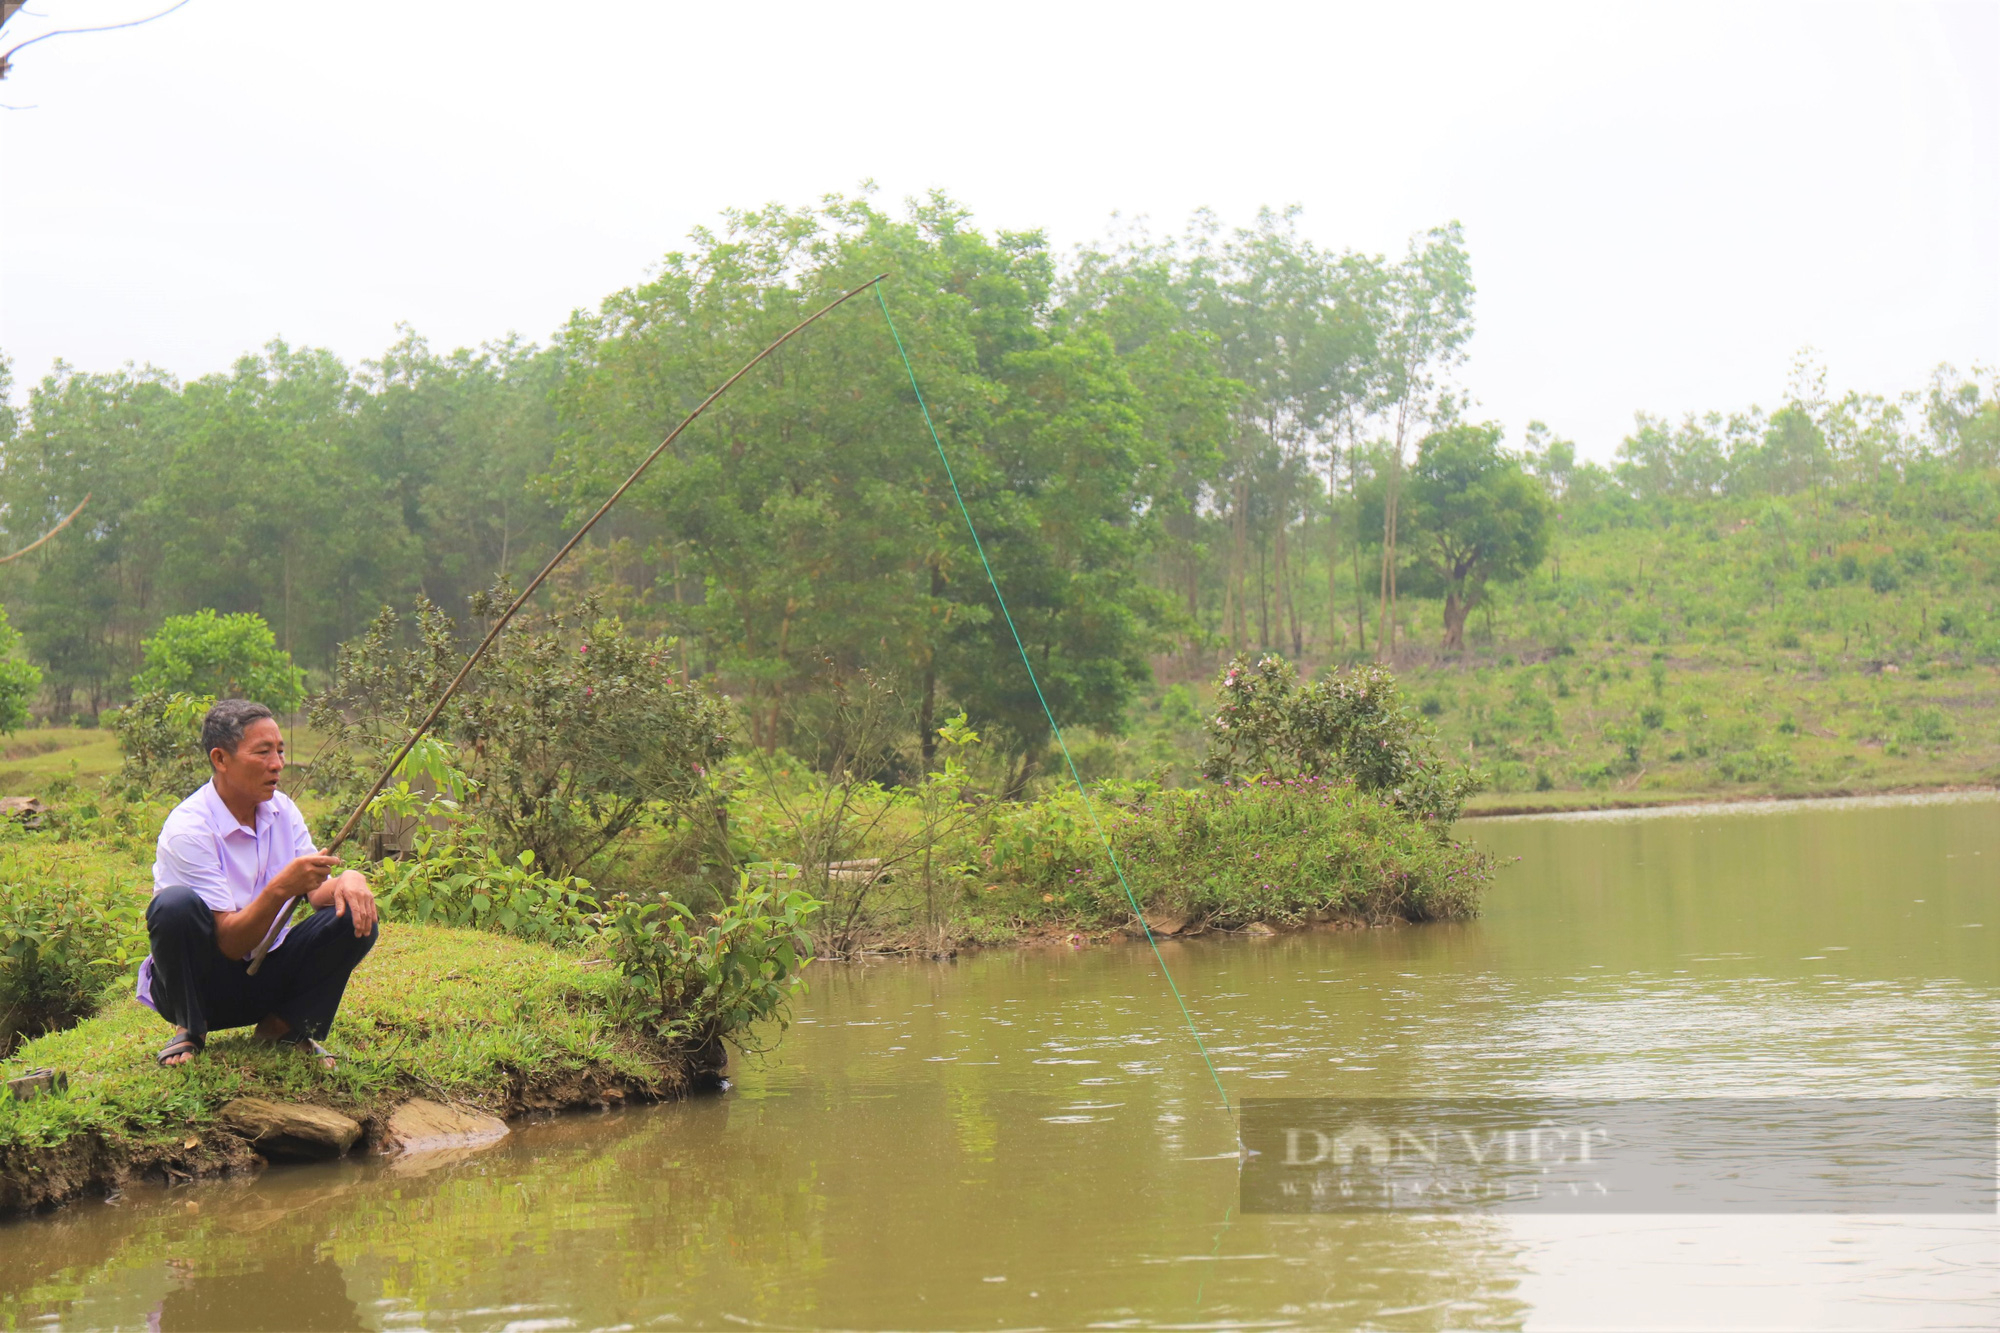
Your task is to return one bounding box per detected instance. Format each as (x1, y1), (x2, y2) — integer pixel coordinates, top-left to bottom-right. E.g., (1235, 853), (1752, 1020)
(278, 1033), (336, 1071)
(156, 1032), (203, 1067)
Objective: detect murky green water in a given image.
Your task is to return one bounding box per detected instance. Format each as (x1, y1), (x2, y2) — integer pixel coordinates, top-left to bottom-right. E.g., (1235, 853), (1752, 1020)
(4, 794), (1997, 1330)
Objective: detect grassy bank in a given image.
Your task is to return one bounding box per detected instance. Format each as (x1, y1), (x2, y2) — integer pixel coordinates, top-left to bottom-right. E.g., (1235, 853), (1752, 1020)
(976, 778), (1485, 932)
(0, 923), (693, 1213)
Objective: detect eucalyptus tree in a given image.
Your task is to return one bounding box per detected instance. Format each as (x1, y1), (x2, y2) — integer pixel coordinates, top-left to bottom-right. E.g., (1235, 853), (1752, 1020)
(152, 343), (416, 665)
(0, 360), (183, 713)
(352, 329), (568, 618)
(1370, 223), (1474, 660)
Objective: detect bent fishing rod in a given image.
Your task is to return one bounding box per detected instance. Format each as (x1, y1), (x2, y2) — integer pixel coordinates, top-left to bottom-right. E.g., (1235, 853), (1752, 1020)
(247, 273), (890, 974)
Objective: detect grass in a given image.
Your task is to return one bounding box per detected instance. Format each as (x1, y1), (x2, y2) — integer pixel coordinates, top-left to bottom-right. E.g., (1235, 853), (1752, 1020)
(0, 729), (122, 796)
(1111, 480), (2000, 810)
(980, 777), (1488, 933)
(0, 923), (684, 1212)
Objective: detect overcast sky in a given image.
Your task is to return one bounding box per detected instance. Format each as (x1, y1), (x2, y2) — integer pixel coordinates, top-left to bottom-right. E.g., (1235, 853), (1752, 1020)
(1, 0), (1994, 458)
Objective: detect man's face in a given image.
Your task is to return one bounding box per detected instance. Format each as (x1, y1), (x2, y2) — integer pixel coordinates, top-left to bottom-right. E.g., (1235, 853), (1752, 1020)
(213, 718), (286, 805)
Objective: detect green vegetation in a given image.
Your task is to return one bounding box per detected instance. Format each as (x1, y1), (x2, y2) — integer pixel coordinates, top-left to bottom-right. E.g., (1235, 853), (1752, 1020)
(986, 777), (1486, 931)
(309, 593), (732, 878)
(0, 922), (688, 1212)
(10, 186), (1991, 1206)
(0, 606), (40, 735)
(4, 192), (1992, 808)
(129, 610), (304, 711)
(0, 832), (149, 1051)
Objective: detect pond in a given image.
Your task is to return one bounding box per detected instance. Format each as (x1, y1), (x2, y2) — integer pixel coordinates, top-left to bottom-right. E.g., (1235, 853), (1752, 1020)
(3, 794), (1996, 1330)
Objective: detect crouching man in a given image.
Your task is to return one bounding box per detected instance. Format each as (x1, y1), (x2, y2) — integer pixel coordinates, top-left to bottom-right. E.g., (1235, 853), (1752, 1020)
(139, 699), (379, 1069)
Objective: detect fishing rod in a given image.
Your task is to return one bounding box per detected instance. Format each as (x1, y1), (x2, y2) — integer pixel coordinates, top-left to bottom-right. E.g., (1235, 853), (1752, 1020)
(246, 273), (890, 974)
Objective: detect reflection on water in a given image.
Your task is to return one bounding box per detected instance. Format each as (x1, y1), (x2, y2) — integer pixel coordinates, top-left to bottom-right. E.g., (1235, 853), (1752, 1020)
(156, 1254), (359, 1332)
(2, 793), (1995, 1330)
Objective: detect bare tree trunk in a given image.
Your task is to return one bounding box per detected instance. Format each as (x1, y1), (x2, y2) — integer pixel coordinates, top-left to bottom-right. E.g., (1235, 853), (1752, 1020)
(1349, 447), (1368, 657)
(1257, 531), (1271, 648)
(1442, 589), (1469, 650)
(1224, 469), (1248, 646)
(1276, 512), (1301, 656)
(1377, 403), (1411, 663)
(1326, 446), (1343, 650)
(919, 563), (943, 768)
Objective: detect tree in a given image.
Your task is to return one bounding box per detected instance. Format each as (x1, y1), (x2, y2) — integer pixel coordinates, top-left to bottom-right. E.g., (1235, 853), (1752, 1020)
(131, 609), (305, 709)
(0, 362), (183, 715)
(549, 194), (1175, 780)
(308, 592), (733, 880)
(151, 343), (417, 664)
(1397, 424), (1551, 650)
(0, 604), (41, 733)
(1373, 224), (1475, 660)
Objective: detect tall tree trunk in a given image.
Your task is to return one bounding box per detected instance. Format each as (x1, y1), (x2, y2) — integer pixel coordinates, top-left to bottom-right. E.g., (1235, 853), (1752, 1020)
(1442, 589), (1470, 650)
(1224, 469), (1249, 646)
(1326, 448), (1343, 651)
(1256, 531), (1270, 648)
(919, 563), (943, 769)
(766, 600), (796, 757)
(1377, 406), (1411, 663)
(1276, 513), (1301, 656)
(1347, 447), (1368, 656)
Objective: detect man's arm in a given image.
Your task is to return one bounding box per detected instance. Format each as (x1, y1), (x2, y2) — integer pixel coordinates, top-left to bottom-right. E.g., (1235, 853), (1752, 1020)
(282, 797), (377, 938)
(212, 855), (338, 959)
(306, 867), (378, 938)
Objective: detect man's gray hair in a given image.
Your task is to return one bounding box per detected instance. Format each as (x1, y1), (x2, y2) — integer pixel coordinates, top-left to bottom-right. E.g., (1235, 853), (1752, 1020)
(201, 699), (276, 762)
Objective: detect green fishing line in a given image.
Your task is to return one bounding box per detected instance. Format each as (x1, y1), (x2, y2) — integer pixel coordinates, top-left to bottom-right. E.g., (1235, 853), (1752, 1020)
(876, 284), (1232, 1112)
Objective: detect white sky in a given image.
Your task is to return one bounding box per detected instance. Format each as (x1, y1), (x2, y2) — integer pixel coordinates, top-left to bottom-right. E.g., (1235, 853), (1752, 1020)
(1, 0), (1994, 459)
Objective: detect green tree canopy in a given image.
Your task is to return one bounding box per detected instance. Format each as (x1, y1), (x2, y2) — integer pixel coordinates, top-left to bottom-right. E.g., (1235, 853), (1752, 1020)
(131, 610), (305, 710)
(1394, 424), (1552, 650)
(0, 604), (43, 734)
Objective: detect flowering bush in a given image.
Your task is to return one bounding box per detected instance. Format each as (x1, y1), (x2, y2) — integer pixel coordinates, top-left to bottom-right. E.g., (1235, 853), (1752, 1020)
(309, 590), (733, 877)
(1200, 653), (1483, 826)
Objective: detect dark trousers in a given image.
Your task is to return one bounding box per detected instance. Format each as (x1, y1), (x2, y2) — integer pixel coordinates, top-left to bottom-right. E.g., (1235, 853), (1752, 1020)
(145, 885), (377, 1046)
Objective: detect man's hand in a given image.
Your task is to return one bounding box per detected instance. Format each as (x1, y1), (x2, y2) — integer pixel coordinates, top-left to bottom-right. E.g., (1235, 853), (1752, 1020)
(326, 870), (377, 938)
(267, 853), (340, 901)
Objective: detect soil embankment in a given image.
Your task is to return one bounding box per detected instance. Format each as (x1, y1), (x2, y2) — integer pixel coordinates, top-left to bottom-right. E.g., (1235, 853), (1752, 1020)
(0, 924), (706, 1214)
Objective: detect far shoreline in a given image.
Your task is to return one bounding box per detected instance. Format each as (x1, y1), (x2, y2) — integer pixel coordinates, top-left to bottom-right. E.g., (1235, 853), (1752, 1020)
(1461, 781), (2000, 820)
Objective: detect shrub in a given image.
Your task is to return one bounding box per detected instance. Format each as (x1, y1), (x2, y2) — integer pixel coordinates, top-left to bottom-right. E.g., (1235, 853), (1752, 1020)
(310, 591), (733, 878)
(604, 876), (819, 1050)
(132, 610), (304, 711)
(1897, 705), (1954, 748)
(107, 690), (215, 802)
(0, 855), (145, 1053)
(1715, 743), (1797, 784)
(1201, 654), (1483, 825)
(372, 842), (597, 947)
(0, 606), (41, 735)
